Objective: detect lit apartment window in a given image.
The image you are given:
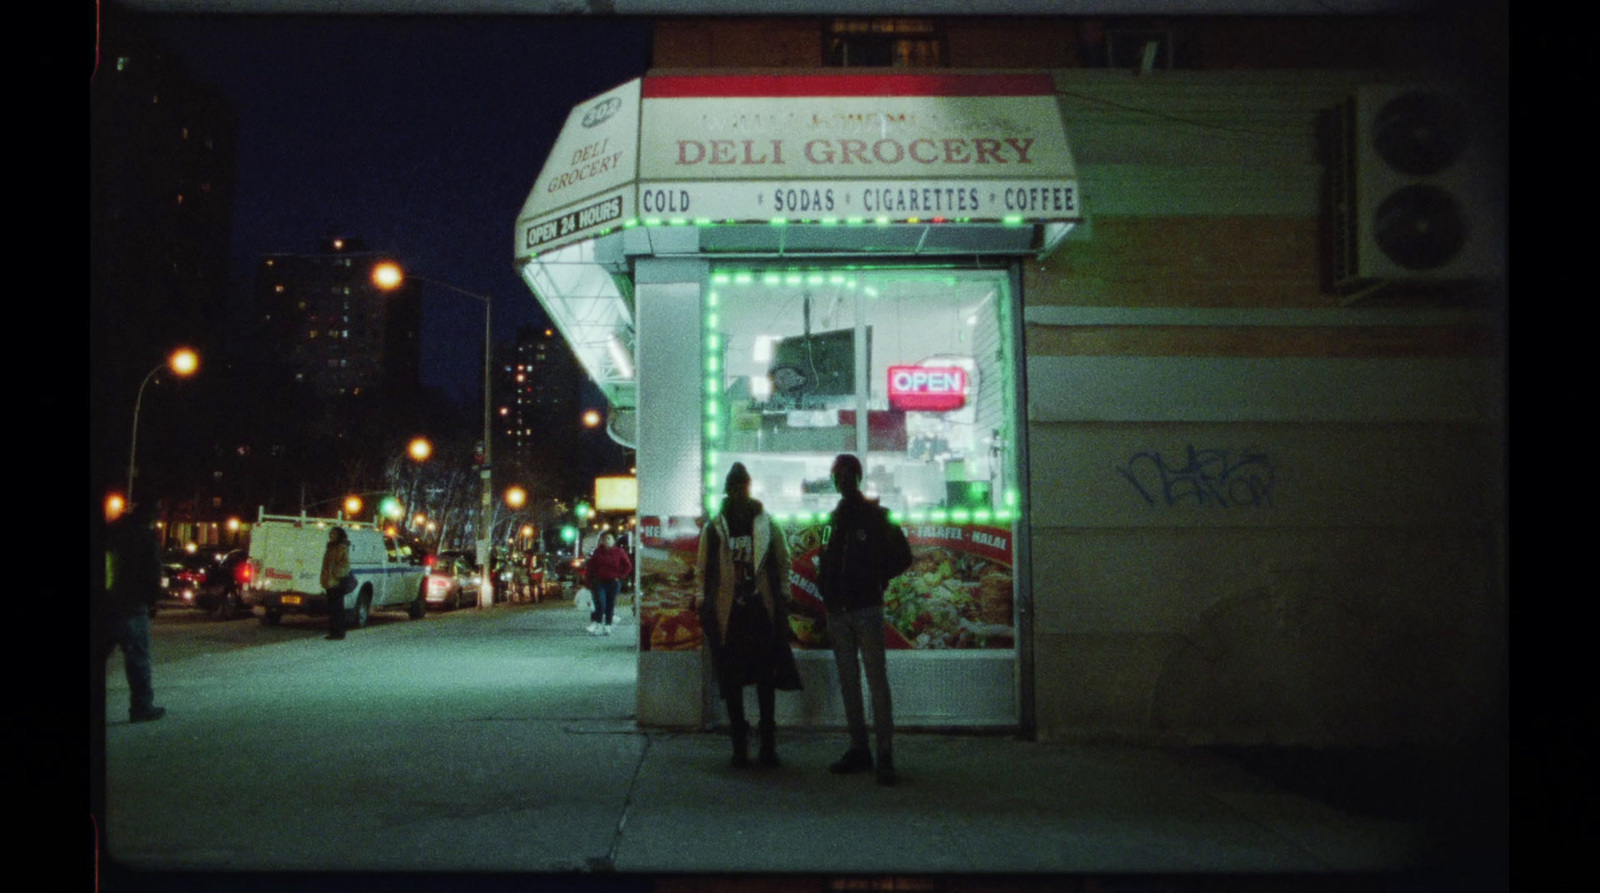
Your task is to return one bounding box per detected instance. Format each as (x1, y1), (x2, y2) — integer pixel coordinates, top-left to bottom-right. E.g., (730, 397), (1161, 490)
(825, 18), (944, 67)
(116, 56), (129, 71)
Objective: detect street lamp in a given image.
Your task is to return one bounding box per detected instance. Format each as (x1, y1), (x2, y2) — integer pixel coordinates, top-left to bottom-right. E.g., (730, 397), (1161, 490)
(373, 261), (495, 609)
(408, 436), (432, 462)
(127, 347), (199, 505)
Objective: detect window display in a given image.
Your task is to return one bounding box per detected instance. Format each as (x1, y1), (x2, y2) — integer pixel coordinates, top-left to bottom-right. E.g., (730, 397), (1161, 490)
(638, 267), (1019, 654)
(704, 268), (1016, 520)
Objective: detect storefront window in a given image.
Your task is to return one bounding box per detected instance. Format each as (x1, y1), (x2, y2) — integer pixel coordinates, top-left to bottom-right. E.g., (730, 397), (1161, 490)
(702, 266), (1019, 651)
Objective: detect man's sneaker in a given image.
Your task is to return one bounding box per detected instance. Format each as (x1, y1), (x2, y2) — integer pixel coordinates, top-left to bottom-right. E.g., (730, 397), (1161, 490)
(129, 706), (167, 723)
(601, 624), (612, 636)
(875, 753), (897, 786)
(828, 747), (873, 774)
(586, 622), (599, 635)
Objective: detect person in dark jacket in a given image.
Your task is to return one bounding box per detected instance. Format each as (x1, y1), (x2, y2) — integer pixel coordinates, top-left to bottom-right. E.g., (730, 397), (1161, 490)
(320, 527), (352, 640)
(696, 463), (803, 768)
(819, 453), (913, 786)
(104, 501), (166, 723)
(584, 532), (633, 636)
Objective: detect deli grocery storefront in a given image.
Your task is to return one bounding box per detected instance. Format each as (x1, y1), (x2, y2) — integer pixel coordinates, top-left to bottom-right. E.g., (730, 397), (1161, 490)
(516, 72), (1079, 731)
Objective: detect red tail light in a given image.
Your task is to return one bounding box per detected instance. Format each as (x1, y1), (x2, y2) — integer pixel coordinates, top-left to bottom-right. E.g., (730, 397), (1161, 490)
(425, 554), (437, 569)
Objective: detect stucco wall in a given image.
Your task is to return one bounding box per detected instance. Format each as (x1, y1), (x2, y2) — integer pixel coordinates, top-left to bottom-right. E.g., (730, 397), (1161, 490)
(1024, 73), (1504, 747)
(1024, 279), (1505, 747)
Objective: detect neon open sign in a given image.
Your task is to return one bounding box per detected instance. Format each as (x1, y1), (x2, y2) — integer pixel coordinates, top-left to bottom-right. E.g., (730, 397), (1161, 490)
(887, 365), (968, 412)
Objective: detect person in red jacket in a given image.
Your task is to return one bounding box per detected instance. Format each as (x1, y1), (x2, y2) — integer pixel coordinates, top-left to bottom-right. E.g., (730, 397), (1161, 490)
(583, 532), (632, 636)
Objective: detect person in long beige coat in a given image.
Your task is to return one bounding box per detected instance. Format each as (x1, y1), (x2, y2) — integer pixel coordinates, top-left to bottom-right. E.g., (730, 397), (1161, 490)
(696, 463), (802, 768)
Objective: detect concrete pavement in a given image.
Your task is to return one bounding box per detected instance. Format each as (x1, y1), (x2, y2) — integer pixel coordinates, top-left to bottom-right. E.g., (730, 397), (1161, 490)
(98, 599), (1503, 890)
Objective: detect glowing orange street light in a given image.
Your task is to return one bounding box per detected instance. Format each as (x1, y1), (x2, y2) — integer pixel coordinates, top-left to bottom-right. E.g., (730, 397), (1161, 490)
(408, 437), (432, 462)
(128, 347), (200, 504)
(372, 261), (404, 290)
(505, 486), (527, 509)
(105, 493), (127, 522)
(582, 409), (602, 428)
(169, 348), (199, 376)
(344, 495), (363, 517)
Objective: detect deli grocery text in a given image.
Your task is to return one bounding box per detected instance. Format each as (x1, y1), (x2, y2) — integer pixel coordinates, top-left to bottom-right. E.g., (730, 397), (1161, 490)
(675, 136), (1040, 167)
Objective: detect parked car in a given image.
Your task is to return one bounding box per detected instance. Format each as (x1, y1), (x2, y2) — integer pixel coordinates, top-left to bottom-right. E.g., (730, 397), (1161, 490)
(160, 552), (213, 609)
(424, 551), (481, 611)
(550, 550), (584, 585)
(197, 549), (252, 620)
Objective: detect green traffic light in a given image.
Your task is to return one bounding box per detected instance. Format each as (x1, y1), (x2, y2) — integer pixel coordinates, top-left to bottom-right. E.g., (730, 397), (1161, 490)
(561, 526), (578, 543)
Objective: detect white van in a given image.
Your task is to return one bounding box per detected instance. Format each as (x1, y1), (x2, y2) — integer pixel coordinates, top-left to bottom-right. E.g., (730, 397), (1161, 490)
(243, 512), (428, 627)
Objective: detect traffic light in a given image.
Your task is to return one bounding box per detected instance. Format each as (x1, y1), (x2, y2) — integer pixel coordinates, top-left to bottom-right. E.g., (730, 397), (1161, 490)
(576, 502), (592, 521)
(560, 525), (578, 544)
(379, 496), (403, 519)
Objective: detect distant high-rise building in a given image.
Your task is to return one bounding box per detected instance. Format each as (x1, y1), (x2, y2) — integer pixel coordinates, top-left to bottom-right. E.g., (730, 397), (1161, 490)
(493, 325), (583, 494)
(91, 24), (238, 358)
(92, 17), (238, 493)
(255, 236), (421, 399)
(498, 324), (581, 450)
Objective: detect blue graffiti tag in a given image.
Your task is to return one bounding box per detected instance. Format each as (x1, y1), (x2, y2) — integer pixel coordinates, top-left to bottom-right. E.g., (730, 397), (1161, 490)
(1116, 444), (1275, 508)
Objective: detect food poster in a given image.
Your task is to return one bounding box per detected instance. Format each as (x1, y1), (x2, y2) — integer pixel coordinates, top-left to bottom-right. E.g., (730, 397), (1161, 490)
(787, 520), (1014, 650)
(638, 516), (706, 651)
(642, 515), (1015, 652)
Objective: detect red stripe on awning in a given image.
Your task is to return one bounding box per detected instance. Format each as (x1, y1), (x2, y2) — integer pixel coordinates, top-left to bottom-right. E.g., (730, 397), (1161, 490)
(641, 73), (1055, 99)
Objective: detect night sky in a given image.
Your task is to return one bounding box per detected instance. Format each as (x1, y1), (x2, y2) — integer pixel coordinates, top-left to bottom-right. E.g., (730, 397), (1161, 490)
(124, 13), (654, 407)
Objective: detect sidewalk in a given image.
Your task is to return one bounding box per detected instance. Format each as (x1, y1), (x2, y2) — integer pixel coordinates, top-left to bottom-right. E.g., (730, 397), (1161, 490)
(99, 600), (1502, 890)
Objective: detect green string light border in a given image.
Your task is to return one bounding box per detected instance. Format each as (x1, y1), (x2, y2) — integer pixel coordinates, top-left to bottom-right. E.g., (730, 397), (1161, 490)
(701, 265), (1020, 526)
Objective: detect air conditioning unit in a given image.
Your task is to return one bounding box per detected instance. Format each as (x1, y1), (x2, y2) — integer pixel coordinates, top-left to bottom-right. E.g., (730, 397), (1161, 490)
(1330, 84), (1505, 290)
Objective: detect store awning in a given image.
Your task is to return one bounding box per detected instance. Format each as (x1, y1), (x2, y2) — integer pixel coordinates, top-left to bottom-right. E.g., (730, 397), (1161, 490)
(514, 71), (1083, 419)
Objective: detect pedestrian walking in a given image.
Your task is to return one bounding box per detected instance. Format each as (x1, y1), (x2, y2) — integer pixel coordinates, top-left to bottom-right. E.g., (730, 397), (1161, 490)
(584, 532), (632, 636)
(819, 453), (914, 785)
(320, 527), (355, 640)
(103, 501), (166, 723)
(696, 463), (803, 768)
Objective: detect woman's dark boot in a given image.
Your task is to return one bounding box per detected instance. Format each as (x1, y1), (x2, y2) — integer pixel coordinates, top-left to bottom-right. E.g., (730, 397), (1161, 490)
(729, 721), (751, 768)
(757, 720), (779, 768)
